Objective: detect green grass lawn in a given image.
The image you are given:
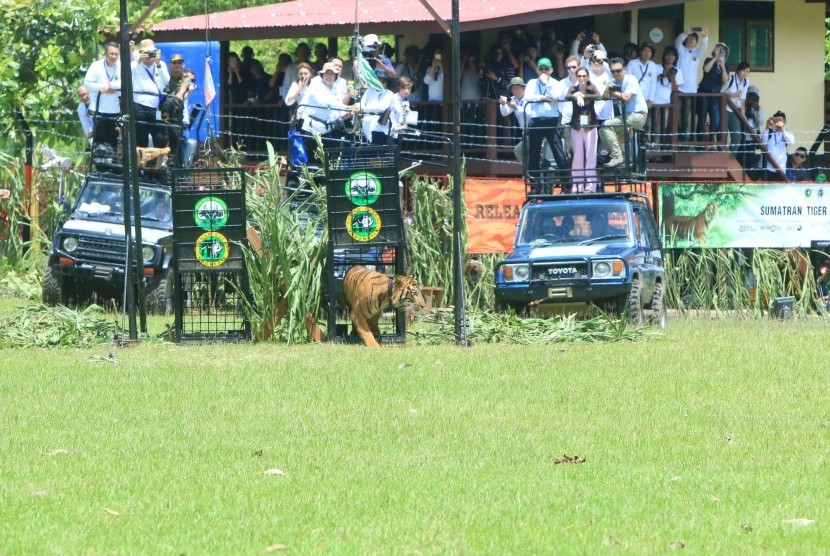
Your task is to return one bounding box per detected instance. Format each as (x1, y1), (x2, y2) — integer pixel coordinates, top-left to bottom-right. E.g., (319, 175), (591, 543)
(0, 302), (828, 553)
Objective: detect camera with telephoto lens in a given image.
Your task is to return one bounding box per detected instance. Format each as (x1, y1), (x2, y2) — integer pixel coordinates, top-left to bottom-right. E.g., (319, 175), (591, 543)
(668, 67), (678, 76)
(146, 50), (157, 59)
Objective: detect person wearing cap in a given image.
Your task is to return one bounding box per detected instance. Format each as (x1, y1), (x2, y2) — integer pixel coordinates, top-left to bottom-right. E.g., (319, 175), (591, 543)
(723, 61), (751, 154)
(626, 42), (658, 142)
(675, 27), (709, 140)
(599, 57), (648, 168)
(299, 62), (357, 159)
(161, 54), (195, 165)
(83, 42), (121, 150)
(363, 34), (395, 79)
(570, 31), (607, 71)
(499, 76), (530, 163)
(523, 57), (568, 187)
(131, 39), (170, 148)
(696, 41), (730, 144)
(360, 67), (395, 145)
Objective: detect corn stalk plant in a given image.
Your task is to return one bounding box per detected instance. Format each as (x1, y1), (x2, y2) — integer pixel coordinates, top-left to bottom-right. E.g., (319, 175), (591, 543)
(241, 142), (327, 343)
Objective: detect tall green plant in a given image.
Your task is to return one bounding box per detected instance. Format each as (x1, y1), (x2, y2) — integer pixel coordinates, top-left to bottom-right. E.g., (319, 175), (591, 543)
(241, 143), (327, 343)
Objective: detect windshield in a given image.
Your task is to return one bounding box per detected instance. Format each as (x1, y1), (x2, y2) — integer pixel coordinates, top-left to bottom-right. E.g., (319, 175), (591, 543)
(74, 181), (172, 229)
(518, 203), (633, 247)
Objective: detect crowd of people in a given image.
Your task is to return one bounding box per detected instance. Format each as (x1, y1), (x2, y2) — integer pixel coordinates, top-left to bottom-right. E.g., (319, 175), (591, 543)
(74, 26), (811, 182)
(79, 37), (197, 167)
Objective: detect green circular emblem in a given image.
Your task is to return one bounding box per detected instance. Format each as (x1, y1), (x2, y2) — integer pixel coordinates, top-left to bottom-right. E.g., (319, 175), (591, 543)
(195, 231), (230, 267)
(344, 171), (382, 206)
(194, 196), (229, 231)
(345, 206), (382, 242)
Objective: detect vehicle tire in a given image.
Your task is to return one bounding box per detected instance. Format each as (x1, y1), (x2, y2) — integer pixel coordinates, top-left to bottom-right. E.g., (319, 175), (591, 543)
(42, 264), (66, 305)
(627, 277), (644, 326)
(146, 269), (173, 315)
(648, 281), (667, 330)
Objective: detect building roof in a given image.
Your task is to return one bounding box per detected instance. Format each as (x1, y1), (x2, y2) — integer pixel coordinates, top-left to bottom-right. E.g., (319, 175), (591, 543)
(150, 0), (688, 42)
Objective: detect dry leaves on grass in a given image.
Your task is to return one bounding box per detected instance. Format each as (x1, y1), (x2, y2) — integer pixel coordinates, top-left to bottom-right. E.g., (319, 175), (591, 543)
(104, 508), (120, 516)
(783, 518), (815, 526)
(265, 543), (287, 552)
(48, 448), (69, 456)
(262, 468), (286, 477)
(668, 540), (685, 549)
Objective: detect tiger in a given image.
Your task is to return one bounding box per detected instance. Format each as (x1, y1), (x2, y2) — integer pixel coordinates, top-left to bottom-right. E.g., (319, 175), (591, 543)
(662, 202), (718, 245)
(344, 265), (425, 347)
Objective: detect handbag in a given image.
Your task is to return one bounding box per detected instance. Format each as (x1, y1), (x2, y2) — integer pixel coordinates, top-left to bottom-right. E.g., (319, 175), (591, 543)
(287, 129), (308, 167)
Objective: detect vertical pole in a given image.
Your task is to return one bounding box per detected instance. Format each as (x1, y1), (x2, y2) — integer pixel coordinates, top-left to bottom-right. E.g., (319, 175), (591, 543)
(119, 0), (140, 340)
(450, 3), (467, 346)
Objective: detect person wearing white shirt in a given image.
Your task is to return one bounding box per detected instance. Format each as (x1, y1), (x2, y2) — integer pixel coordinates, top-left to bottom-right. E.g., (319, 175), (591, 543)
(76, 86), (94, 146)
(131, 39), (170, 148)
(523, 57), (568, 188)
(423, 53), (444, 101)
(651, 46), (684, 149)
(724, 61), (751, 154)
(626, 42), (658, 141)
(360, 69), (395, 145)
(390, 77), (414, 139)
(499, 77), (530, 163)
(675, 27), (709, 140)
(569, 31), (607, 71)
(599, 58), (648, 167)
(83, 42), (121, 150)
(760, 111), (794, 180)
(299, 62), (357, 161)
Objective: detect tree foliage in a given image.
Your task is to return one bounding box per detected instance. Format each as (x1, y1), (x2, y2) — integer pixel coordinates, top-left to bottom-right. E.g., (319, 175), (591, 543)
(0, 0), (119, 141)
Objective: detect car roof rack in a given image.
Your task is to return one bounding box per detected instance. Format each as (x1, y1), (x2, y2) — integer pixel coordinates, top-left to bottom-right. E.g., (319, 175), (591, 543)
(526, 192), (649, 204)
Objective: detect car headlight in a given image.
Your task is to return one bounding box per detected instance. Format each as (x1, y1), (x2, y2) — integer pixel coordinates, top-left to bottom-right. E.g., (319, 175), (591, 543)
(62, 236), (79, 253)
(592, 259), (626, 278)
(502, 263), (530, 283)
(142, 245), (155, 263)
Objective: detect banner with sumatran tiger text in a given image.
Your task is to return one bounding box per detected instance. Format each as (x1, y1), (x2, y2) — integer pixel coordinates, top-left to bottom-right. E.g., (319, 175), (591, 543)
(659, 182), (830, 248)
(464, 178), (525, 254)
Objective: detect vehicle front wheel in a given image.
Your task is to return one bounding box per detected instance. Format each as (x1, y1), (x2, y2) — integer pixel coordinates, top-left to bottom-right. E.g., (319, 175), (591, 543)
(648, 281), (667, 330)
(42, 264), (66, 305)
(146, 270), (173, 315)
(627, 278), (644, 326)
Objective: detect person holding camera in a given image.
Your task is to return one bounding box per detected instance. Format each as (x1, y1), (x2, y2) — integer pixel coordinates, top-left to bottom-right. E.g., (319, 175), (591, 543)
(696, 42), (730, 144)
(761, 110), (794, 181)
(131, 39), (170, 148)
(599, 58), (648, 168)
(499, 77), (529, 164)
(570, 31), (606, 71)
(423, 51), (444, 102)
(483, 43), (517, 99)
(83, 42), (122, 151)
(675, 27), (709, 140)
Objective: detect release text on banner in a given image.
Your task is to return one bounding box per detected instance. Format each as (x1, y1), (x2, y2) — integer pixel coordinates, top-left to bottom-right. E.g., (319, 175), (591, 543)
(464, 178), (525, 254)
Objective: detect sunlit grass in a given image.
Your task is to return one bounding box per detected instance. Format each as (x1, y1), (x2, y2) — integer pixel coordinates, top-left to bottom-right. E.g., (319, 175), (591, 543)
(0, 309), (828, 552)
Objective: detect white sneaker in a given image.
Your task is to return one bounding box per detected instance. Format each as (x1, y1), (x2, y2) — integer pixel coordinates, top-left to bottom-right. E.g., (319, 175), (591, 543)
(603, 156), (624, 167)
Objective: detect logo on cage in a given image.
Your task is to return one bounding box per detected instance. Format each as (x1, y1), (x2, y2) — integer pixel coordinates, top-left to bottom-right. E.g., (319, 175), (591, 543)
(194, 196), (229, 231)
(344, 171), (382, 206)
(195, 231), (230, 267)
(345, 206), (381, 242)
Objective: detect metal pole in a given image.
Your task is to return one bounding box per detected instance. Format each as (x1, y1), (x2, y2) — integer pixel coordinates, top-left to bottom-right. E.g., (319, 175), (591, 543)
(119, 0), (142, 339)
(450, 2), (467, 346)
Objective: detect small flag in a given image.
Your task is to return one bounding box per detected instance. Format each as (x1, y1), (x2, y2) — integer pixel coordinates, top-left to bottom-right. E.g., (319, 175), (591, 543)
(356, 52), (384, 92)
(203, 58), (216, 107)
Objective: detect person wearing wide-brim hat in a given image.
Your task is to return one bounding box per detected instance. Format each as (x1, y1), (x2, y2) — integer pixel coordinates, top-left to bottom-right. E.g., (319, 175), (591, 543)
(131, 38), (170, 148)
(360, 66), (396, 145)
(499, 76), (530, 164)
(300, 61), (357, 144)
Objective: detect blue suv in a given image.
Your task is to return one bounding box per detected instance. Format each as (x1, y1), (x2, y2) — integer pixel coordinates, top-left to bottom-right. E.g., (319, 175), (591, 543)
(494, 193), (666, 327)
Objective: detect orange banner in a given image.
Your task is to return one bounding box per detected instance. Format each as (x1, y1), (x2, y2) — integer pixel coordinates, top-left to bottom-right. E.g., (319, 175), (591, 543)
(464, 178), (525, 254)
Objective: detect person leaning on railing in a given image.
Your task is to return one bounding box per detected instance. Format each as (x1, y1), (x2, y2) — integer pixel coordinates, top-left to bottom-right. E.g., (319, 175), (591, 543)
(565, 67), (601, 193)
(599, 58), (648, 168)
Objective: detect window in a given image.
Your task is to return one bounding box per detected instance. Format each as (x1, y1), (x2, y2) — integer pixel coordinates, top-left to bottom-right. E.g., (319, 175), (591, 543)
(720, 1), (774, 72)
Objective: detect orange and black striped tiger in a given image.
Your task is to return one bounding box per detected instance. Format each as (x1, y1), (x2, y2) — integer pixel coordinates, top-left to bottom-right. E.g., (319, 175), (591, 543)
(344, 265), (425, 347)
